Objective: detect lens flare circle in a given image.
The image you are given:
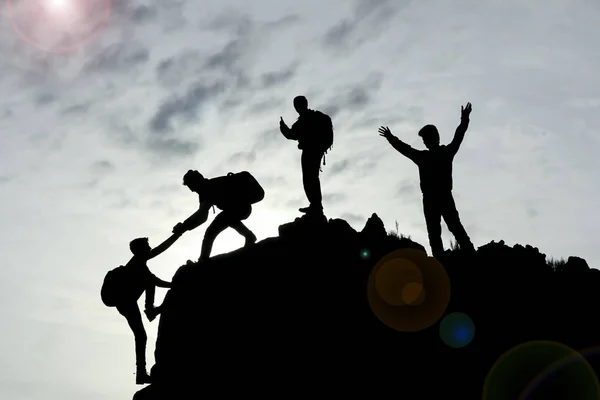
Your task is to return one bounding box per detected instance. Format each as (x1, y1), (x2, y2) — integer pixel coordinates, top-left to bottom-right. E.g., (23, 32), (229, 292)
(439, 312), (475, 349)
(359, 248), (371, 260)
(367, 248), (451, 333)
(374, 257), (423, 306)
(483, 341), (600, 400)
(7, 0), (112, 53)
(402, 281), (425, 305)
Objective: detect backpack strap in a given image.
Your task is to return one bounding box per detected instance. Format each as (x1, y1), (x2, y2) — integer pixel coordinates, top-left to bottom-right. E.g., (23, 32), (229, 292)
(218, 172), (234, 212)
(322, 145), (332, 169)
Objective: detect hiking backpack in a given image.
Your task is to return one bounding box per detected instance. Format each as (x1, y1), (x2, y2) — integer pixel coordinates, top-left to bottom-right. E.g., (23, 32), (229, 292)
(313, 110), (334, 155)
(100, 265), (129, 307)
(206, 171), (265, 210)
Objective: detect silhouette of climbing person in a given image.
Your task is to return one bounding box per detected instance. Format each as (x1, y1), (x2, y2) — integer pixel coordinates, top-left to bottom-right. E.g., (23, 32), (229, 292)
(173, 170), (258, 261)
(116, 234), (181, 384)
(379, 102), (476, 259)
(279, 95), (334, 216)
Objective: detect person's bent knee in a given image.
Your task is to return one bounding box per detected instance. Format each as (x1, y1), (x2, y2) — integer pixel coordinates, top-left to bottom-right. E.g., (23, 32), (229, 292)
(116, 302), (135, 317)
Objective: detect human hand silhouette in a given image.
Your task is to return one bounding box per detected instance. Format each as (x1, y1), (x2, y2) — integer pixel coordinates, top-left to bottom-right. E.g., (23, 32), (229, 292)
(279, 116), (287, 130)
(172, 222), (185, 235)
(461, 102), (472, 118)
(378, 126), (393, 139)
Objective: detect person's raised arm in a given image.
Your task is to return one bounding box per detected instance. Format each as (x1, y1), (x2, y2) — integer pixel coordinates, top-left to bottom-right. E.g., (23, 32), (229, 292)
(448, 102), (472, 156)
(147, 232), (183, 260)
(279, 116), (300, 141)
(378, 126), (420, 162)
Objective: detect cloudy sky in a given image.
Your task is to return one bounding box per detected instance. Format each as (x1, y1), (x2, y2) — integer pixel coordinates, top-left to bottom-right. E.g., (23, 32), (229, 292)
(1, 0), (600, 398)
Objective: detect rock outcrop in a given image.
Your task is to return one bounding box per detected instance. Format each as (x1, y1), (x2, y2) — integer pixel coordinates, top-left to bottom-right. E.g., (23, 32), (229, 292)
(133, 215), (600, 400)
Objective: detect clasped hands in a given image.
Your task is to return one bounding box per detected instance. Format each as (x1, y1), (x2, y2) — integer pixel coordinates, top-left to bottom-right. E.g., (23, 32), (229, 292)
(172, 222), (186, 235)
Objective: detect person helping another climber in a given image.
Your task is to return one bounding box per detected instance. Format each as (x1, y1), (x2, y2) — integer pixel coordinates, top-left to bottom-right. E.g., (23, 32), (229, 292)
(173, 169), (263, 261)
(100, 233), (182, 384)
(379, 102), (476, 259)
(279, 95), (334, 217)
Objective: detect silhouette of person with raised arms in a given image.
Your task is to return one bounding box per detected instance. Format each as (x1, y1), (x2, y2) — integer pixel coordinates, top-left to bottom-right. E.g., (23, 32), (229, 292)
(279, 95), (334, 217)
(379, 102), (476, 259)
(173, 170), (260, 261)
(101, 233), (181, 385)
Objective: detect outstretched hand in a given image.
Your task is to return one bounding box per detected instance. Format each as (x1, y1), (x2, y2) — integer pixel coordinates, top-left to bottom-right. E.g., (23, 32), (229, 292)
(461, 102), (472, 119)
(378, 126), (393, 139)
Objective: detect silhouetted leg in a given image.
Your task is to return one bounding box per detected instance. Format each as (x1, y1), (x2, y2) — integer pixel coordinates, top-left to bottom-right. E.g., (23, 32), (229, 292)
(229, 205), (256, 246)
(300, 150), (323, 213)
(442, 192), (475, 252)
(144, 284), (155, 311)
(200, 211), (239, 261)
(144, 300), (163, 322)
(117, 302), (150, 384)
(423, 195), (444, 258)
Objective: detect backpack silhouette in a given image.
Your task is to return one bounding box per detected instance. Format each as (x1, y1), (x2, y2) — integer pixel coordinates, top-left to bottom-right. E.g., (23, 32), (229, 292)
(312, 110), (334, 154)
(101, 265), (129, 307)
(206, 171), (265, 210)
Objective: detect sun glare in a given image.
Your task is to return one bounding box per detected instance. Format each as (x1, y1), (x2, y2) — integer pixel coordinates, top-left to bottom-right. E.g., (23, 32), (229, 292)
(8, 0), (110, 53)
(49, 0), (65, 7)
(42, 0), (78, 23)
(46, 0), (70, 12)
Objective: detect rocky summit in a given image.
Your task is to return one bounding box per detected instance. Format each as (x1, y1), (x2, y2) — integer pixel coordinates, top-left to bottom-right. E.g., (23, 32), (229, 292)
(133, 214), (600, 400)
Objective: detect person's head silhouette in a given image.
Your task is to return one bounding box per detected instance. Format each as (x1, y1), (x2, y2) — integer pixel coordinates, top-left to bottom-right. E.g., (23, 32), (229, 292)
(418, 125), (440, 150)
(129, 237), (151, 256)
(293, 95), (309, 116)
(183, 170), (206, 194)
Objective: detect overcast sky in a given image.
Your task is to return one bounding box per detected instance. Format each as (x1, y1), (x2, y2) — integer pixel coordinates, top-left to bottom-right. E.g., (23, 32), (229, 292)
(1, 0), (600, 398)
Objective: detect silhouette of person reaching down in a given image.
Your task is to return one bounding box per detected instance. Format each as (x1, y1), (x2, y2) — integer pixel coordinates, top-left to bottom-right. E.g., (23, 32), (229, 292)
(379, 102), (476, 259)
(173, 170), (259, 261)
(101, 234), (180, 384)
(280, 95), (334, 216)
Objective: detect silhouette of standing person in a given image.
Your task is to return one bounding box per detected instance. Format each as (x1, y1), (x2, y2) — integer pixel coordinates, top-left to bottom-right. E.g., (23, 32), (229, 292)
(279, 95), (334, 216)
(173, 170), (259, 261)
(107, 234), (181, 384)
(379, 103), (476, 259)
